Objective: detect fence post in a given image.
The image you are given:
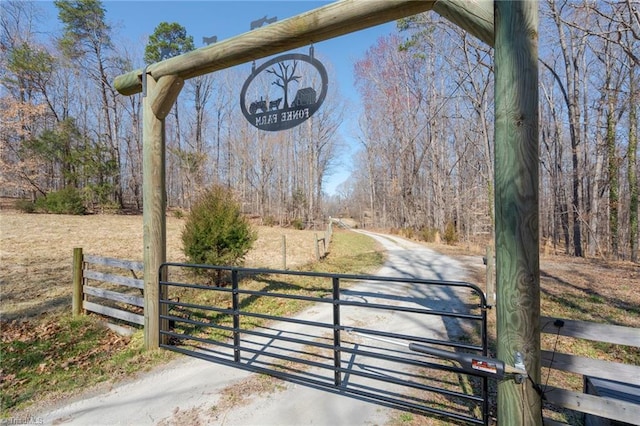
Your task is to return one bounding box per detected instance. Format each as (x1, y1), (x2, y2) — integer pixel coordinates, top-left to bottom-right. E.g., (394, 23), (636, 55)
(282, 235), (287, 270)
(72, 247), (84, 317)
(315, 233), (321, 261)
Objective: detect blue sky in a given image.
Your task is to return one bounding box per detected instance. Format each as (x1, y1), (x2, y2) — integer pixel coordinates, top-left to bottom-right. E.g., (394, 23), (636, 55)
(38, 1), (400, 195)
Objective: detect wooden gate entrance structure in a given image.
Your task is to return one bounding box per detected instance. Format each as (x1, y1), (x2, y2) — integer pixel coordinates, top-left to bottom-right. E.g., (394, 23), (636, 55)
(114, 1), (539, 423)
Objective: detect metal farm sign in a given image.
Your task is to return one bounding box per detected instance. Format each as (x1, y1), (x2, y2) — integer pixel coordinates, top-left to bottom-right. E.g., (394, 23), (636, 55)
(240, 52), (328, 131)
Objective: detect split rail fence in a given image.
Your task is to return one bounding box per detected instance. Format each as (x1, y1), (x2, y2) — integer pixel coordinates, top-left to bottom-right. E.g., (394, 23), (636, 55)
(72, 247), (144, 328)
(541, 316), (640, 425)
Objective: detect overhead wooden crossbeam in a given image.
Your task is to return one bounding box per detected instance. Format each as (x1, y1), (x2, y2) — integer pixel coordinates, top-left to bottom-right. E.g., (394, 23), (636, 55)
(114, 0), (494, 96)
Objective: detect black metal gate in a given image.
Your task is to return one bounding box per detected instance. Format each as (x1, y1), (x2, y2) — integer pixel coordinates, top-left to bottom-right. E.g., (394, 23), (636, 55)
(158, 263), (490, 425)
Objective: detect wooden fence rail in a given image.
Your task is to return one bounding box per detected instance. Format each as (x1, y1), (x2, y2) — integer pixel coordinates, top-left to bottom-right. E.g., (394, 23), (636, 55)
(540, 316), (640, 425)
(72, 248), (144, 327)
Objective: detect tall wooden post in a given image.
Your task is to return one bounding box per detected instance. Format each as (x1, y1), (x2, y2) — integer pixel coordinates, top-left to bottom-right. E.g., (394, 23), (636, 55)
(142, 73), (183, 349)
(494, 1), (541, 424)
(72, 247), (84, 317)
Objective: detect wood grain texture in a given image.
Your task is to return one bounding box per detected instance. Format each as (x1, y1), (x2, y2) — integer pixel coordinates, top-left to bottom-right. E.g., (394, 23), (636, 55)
(150, 75), (184, 120)
(432, 0), (493, 45)
(540, 316), (640, 420)
(142, 75), (168, 349)
(494, 1), (541, 424)
(83, 301), (144, 326)
(84, 254), (143, 272)
(541, 351), (640, 385)
(83, 285), (145, 308)
(84, 269), (144, 289)
(540, 316), (640, 347)
(72, 247), (84, 316)
(543, 386), (640, 424)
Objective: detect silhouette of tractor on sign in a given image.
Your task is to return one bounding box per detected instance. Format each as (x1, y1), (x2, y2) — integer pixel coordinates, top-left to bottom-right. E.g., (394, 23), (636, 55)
(249, 97), (283, 114)
(249, 98), (268, 114)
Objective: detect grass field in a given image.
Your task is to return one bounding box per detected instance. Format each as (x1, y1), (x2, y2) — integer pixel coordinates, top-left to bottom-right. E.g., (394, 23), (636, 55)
(0, 210), (327, 321)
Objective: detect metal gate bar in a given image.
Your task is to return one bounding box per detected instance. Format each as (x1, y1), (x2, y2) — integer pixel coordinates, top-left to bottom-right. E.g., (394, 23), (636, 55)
(159, 263), (490, 425)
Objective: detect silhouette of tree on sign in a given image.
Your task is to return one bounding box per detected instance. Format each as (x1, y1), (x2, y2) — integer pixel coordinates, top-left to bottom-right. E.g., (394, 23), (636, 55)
(267, 60), (301, 108)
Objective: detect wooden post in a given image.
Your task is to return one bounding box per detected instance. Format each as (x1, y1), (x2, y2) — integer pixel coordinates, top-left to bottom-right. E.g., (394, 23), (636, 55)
(494, 1), (541, 424)
(282, 235), (287, 270)
(315, 233), (321, 261)
(72, 247), (84, 317)
(143, 74), (183, 349)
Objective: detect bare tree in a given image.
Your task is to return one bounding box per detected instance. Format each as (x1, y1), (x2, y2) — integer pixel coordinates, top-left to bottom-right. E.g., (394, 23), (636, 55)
(267, 61), (301, 109)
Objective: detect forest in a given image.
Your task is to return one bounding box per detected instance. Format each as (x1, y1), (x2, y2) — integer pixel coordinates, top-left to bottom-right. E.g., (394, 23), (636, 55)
(1, 0), (638, 261)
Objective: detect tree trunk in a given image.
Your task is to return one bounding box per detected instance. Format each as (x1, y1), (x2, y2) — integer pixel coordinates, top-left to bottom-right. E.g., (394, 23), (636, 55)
(628, 66), (638, 262)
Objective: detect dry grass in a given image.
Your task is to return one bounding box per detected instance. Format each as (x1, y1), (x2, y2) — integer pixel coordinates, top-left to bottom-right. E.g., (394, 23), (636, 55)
(0, 210), (323, 321)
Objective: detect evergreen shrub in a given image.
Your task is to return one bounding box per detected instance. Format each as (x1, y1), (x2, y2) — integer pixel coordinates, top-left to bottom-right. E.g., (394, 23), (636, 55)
(443, 221), (458, 245)
(36, 188), (86, 215)
(181, 186), (257, 273)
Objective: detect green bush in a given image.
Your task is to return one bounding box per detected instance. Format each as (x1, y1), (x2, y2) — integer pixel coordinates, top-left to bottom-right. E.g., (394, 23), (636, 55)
(35, 188), (86, 215)
(418, 226), (438, 243)
(14, 199), (36, 213)
(443, 221), (458, 245)
(291, 218), (305, 230)
(182, 186), (257, 273)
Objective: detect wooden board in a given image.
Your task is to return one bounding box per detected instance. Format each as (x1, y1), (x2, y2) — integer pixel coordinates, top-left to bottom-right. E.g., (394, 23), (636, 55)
(84, 254), (143, 272)
(83, 301), (144, 326)
(84, 269), (144, 289)
(540, 316), (640, 347)
(544, 386), (640, 424)
(83, 285), (144, 308)
(542, 351), (640, 386)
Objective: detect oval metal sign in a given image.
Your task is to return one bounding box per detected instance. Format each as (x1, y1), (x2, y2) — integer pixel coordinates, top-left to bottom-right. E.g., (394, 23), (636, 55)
(240, 53), (328, 131)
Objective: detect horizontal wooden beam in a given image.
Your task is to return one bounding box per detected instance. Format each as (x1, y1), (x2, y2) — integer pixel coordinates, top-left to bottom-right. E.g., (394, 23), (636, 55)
(84, 269), (144, 289)
(84, 301), (144, 325)
(114, 0), (495, 96)
(540, 316), (640, 347)
(541, 350), (640, 386)
(84, 254), (143, 272)
(84, 285), (145, 308)
(544, 386), (640, 424)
